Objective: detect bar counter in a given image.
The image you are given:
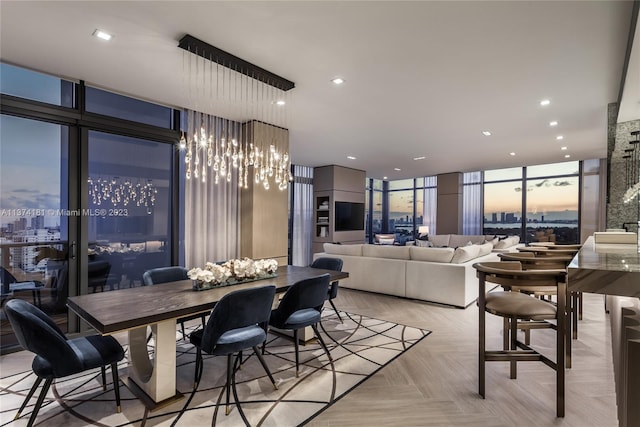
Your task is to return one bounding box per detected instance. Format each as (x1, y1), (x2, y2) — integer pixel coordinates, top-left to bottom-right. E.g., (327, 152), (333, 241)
(568, 236), (640, 297)
(568, 235), (639, 427)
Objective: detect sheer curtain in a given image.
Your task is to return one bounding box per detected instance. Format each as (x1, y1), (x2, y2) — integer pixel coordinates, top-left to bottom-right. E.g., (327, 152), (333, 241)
(463, 171), (482, 235)
(182, 121), (240, 268)
(422, 176), (438, 235)
(291, 165), (314, 266)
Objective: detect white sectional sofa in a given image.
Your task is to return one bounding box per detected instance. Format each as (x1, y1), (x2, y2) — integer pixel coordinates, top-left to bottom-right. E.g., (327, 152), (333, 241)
(414, 233), (522, 252)
(313, 242), (501, 308)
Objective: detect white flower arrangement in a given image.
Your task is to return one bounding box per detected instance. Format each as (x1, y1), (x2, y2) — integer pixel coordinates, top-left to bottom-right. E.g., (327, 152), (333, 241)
(623, 182), (640, 204)
(188, 257), (278, 290)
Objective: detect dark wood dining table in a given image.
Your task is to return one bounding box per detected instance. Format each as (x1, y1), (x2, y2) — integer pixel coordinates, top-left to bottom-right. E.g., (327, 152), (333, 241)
(67, 265), (348, 408)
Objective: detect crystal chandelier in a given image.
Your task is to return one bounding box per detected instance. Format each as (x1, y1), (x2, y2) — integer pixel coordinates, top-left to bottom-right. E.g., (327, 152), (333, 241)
(87, 176), (157, 213)
(177, 35), (294, 191)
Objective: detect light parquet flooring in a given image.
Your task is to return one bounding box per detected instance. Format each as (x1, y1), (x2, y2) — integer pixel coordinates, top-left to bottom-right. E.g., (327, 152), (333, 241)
(308, 289), (617, 427)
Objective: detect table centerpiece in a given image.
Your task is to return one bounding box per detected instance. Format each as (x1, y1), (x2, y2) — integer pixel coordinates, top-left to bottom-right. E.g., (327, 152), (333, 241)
(188, 257), (278, 291)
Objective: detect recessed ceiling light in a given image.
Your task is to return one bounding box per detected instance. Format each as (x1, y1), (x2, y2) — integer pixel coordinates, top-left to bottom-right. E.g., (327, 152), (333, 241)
(509, 152), (516, 156)
(347, 155), (356, 160)
(482, 131), (492, 136)
(561, 146), (568, 150)
(383, 176), (388, 180)
(276, 100), (286, 106)
(564, 154), (571, 158)
(92, 29), (112, 41)
(540, 99), (551, 106)
(549, 121), (558, 127)
(394, 168), (401, 171)
(413, 156), (426, 160)
(556, 135), (564, 140)
(331, 78), (345, 85)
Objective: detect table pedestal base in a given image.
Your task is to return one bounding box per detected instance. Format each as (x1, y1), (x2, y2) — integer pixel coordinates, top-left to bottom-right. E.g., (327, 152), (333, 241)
(126, 320), (183, 408)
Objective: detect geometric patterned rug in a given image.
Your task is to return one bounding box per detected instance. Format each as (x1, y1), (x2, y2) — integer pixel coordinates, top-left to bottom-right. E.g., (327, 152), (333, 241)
(0, 310), (430, 426)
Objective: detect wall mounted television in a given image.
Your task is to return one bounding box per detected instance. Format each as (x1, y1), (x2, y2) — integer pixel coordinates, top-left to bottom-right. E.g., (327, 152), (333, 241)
(335, 201), (365, 231)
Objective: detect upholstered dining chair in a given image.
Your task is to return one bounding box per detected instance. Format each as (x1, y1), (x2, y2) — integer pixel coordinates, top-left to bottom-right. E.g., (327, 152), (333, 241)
(264, 273), (333, 377)
(474, 261), (567, 417)
(310, 257), (344, 322)
(143, 266), (206, 338)
(189, 285), (278, 418)
(4, 299), (125, 427)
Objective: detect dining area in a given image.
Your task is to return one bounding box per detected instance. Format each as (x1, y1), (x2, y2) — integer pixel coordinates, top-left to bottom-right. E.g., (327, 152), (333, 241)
(3, 260), (352, 426)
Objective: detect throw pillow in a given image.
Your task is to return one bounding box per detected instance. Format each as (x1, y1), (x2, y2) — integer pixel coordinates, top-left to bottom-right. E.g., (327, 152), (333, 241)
(379, 238), (395, 245)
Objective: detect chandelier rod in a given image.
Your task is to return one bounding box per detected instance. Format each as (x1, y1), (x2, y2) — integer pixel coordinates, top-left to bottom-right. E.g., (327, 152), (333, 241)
(178, 34), (295, 92)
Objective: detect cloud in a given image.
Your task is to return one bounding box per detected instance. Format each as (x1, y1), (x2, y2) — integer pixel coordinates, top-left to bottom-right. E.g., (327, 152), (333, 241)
(514, 187), (522, 192)
(11, 189), (39, 193)
(554, 180), (572, 187)
(534, 179), (549, 187)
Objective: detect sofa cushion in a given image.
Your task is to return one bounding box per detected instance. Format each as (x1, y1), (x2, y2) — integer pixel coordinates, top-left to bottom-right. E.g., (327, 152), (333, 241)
(363, 244), (410, 260)
(448, 234), (485, 248)
(323, 243), (363, 256)
(378, 238), (395, 245)
(415, 239), (433, 247)
(494, 235), (520, 249)
(409, 246), (455, 263)
(451, 245), (481, 264)
(428, 234), (450, 247)
(476, 242), (493, 257)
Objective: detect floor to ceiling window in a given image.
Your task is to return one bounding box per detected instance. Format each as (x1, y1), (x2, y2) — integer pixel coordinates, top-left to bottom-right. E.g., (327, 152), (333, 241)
(483, 162), (580, 243)
(524, 162), (579, 244)
(1, 115), (71, 347)
(0, 63), (179, 353)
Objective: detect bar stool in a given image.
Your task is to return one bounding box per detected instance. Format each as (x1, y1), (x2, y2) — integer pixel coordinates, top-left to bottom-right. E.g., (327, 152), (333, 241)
(498, 252), (574, 367)
(474, 261), (567, 417)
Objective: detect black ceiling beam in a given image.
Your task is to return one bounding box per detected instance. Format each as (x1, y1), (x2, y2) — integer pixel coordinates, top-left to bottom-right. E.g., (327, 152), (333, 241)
(178, 34), (295, 92)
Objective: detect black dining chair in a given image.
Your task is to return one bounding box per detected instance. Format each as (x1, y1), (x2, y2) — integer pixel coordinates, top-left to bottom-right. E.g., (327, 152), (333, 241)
(264, 273), (333, 377)
(4, 299), (125, 427)
(143, 266), (206, 338)
(189, 285), (278, 418)
(310, 257), (344, 322)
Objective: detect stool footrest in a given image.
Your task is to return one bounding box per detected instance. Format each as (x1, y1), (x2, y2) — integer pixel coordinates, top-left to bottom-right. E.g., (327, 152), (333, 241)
(485, 350), (541, 362)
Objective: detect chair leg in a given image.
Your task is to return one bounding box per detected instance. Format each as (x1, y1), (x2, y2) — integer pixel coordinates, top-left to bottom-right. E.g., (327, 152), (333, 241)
(293, 329), (300, 377)
(100, 365), (107, 391)
(194, 347), (202, 388)
(478, 293), (486, 399)
(329, 299), (343, 323)
(578, 292), (583, 320)
(225, 354), (233, 415)
(15, 376), (43, 420)
(252, 346), (278, 390)
(510, 316), (517, 379)
(26, 377), (52, 427)
(572, 292), (579, 339)
(312, 323), (332, 362)
(181, 321), (186, 339)
(111, 362), (122, 413)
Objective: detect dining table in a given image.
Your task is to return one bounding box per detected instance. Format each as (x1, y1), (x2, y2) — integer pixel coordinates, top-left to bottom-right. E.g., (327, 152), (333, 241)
(67, 265), (348, 409)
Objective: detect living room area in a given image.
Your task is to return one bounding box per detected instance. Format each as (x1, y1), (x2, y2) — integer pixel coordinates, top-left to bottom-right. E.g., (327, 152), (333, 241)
(1, 2), (639, 426)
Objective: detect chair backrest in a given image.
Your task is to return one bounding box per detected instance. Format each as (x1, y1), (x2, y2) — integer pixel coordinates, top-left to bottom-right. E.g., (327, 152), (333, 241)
(142, 266), (188, 286)
(88, 260), (111, 289)
(200, 285), (276, 353)
(498, 253), (572, 270)
(310, 257), (343, 272)
(474, 261), (566, 290)
(5, 299), (82, 377)
(271, 274), (331, 326)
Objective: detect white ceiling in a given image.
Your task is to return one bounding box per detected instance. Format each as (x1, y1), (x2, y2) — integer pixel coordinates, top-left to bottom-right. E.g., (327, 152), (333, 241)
(1, 1), (637, 180)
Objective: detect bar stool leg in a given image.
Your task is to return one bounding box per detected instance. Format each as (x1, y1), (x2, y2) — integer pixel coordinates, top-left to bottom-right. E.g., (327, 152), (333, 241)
(510, 316), (518, 379)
